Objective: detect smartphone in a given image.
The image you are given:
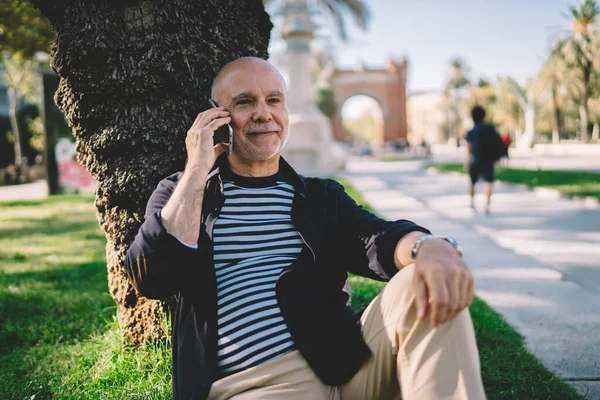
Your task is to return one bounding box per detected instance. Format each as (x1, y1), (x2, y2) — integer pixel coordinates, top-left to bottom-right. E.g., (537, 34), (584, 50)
(208, 99), (233, 156)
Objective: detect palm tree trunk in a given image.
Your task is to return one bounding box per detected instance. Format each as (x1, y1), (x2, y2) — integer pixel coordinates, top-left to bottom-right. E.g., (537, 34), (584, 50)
(7, 87), (23, 168)
(34, 0), (273, 345)
(580, 67), (591, 142)
(551, 85), (561, 144)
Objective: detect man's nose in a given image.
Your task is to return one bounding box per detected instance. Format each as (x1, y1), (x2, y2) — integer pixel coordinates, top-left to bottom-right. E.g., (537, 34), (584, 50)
(252, 101), (272, 122)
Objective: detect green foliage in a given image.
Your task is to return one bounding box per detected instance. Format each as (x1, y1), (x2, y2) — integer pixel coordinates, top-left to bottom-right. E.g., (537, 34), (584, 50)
(2, 50), (41, 103)
(317, 88), (337, 119)
(446, 57), (471, 91)
(320, 0), (371, 41)
(0, 0), (54, 57)
(26, 115), (45, 152)
(570, 0), (600, 23)
(265, 0), (370, 41)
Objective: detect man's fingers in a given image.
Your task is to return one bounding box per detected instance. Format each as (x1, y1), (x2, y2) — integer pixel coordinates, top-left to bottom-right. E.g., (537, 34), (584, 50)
(414, 278), (429, 320)
(214, 144), (226, 157)
(459, 269), (472, 310)
(447, 268), (462, 320)
(206, 116), (232, 132)
(428, 279), (449, 328)
(192, 108), (228, 129)
(467, 272), (474, 306)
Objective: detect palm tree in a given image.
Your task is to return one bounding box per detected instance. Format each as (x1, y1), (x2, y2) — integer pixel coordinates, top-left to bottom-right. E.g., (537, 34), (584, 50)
(33, 0), (273, 345)
(553, 0), (600, 142)
(493, 77), (526, 139)
(444, 57), (471, 140)
(446, 57), (471, 91)
(536, 54), (567, 143)
(265, 0), (370, 41)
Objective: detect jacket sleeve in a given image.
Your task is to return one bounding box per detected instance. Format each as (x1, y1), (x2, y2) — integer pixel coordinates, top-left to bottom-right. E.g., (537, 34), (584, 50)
(125, 173), (199, 300)
(332, 180), (430, 281)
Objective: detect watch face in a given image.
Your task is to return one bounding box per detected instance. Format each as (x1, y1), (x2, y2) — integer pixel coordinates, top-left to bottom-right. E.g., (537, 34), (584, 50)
(445, 236), (458, 247)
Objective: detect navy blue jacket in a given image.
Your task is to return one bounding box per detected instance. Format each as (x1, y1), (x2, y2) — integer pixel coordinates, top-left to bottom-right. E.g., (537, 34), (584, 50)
(125, 155), (430, 400)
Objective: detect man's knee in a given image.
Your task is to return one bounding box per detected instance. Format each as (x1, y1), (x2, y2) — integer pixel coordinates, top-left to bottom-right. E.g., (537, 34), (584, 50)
(378, 264), (417, 318)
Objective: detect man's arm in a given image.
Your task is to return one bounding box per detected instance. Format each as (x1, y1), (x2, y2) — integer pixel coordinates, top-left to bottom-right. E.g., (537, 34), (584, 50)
(124, 106), (231, 299)
(464, 131), (473, 171)
(125, 174), (203, 299)
(333, 180), (430, 281)
(160, 164), (208, 245)
(393, 231), (426, 269)
(334, 178), (475, 328)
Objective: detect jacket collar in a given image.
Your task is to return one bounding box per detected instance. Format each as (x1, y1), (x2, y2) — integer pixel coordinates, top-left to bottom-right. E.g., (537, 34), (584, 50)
(207, 154), (307, 197)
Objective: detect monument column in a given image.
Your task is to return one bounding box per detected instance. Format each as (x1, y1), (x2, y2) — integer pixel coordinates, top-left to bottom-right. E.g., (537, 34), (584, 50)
(280, 0), (346, 174)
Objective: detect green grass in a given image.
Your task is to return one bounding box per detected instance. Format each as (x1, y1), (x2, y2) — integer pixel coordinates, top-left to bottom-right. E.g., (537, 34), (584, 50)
(431, 163), (600, 201)
(0, 193), (584, 399)
(0, 195), (171, 399)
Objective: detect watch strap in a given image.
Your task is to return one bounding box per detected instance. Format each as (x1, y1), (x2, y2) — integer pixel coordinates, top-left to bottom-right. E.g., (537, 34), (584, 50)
(411, 234), (462, 260)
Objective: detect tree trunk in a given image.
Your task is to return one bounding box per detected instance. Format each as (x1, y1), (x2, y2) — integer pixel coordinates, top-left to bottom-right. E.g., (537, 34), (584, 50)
(551, 85), (561, 144)
(592, 123), (599, 142)
(7, 87), (23, 168)
(580, 67), (591, 142)
(34, 0), (273, 345)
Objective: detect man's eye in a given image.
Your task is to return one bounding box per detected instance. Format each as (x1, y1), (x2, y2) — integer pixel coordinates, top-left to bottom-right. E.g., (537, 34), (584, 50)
(268, 98), (281, 104)
(237, 99), (252, 105)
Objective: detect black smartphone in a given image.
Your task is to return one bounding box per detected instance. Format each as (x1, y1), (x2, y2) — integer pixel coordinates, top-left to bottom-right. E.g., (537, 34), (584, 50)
(208, 99), (233, 156)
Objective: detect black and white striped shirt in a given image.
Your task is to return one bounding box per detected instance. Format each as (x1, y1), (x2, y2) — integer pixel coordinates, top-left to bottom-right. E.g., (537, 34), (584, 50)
(213, 172), (303, 379)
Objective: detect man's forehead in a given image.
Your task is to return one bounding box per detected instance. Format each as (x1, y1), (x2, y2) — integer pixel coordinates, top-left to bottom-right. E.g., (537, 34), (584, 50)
(215, 60), (285, 97)
(225, 66), (284, 87)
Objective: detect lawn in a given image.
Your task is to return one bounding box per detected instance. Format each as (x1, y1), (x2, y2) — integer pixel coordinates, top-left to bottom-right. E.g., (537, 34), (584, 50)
(0, 193), (584, 399)
(431, 163), (600, 201)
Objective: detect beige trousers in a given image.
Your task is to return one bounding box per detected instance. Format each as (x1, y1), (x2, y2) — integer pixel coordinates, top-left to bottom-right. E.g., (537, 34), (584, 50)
(208, 264), (486, 400)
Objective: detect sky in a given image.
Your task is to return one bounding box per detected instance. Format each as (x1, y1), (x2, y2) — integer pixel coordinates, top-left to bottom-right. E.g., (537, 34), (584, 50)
(268, 0), (578, 94)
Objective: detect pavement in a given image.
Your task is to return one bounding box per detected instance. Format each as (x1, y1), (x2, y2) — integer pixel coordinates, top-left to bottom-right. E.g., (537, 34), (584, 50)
(341, 158), (600, 399)
(0, 180), (48, 202)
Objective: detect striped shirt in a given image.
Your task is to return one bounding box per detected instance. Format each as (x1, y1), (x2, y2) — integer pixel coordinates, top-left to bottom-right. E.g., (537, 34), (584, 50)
(213, 172), (303, 379)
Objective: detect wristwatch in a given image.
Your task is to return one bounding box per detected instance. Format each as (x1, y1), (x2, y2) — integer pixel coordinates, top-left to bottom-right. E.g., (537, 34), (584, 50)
(411, 235), (462, 260)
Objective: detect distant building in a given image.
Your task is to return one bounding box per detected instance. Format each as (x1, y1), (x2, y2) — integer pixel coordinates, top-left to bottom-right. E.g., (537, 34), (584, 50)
(407, 90), (445, 144)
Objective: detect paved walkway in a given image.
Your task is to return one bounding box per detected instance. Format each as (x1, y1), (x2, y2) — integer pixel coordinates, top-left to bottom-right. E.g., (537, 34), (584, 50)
(341, 158), (600, 399)
(431, 146), (600, 173)
(0, 180), (48, 202)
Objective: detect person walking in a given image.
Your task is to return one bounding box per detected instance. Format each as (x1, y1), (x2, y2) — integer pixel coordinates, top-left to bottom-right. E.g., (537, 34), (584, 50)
(465, 105), (504, 214)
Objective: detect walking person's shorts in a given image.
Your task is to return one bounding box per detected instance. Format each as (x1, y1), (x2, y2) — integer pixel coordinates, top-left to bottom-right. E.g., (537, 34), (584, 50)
(469, 163), (495, 184)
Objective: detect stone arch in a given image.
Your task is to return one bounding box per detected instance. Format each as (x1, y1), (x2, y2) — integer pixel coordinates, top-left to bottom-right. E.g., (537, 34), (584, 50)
(331, 58), (408, 147)
(339, 93), (386, 144)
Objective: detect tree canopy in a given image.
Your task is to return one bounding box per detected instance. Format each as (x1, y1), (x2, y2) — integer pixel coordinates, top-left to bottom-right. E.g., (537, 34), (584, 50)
(0, 0), (54, 57)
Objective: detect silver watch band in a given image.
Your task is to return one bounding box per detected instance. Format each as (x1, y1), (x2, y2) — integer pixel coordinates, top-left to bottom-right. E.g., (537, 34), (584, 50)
(411, 234), (462, 260)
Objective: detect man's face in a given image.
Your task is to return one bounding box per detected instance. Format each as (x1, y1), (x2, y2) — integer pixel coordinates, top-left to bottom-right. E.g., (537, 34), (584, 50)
(215, 62), (289, 162)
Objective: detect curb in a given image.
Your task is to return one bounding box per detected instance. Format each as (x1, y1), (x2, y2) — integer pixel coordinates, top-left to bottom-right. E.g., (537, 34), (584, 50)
(426, 167), (600, 210)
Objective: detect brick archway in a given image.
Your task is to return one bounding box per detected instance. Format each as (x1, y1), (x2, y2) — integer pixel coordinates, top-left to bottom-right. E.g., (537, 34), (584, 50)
(331, 59), (408, 147)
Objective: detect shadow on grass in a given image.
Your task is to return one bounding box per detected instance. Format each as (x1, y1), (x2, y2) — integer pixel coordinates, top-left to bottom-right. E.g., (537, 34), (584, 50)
(0, 217), (100, 241)
(0, 194), (95, 208)
(0, 259), (114, 354)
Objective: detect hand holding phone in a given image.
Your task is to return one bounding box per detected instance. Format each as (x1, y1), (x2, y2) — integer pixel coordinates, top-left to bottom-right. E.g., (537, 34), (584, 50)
(208, 99), (233, 156)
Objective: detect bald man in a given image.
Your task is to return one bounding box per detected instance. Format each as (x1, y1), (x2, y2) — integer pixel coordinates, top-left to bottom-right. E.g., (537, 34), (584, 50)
(126, 57), (486, 400)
